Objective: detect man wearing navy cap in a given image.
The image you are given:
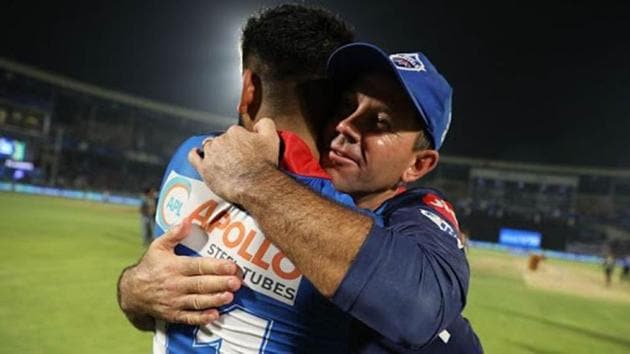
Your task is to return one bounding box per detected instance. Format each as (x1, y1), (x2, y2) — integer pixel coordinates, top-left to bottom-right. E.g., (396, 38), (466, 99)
(191, 42), (483, 353)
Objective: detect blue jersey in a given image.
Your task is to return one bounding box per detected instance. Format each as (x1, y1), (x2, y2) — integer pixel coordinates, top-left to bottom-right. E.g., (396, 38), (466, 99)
(153, 131), (357, 353)
(337, 188), (483, 353)
(153, 131), (482, 353)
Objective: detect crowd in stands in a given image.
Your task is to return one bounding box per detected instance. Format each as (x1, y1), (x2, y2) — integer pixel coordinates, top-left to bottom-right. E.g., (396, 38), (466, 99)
(422, 166), (630, 254)
(2, 69), (629, 256)
(49, 95), (217, 194)
(0, 70), (223, 195)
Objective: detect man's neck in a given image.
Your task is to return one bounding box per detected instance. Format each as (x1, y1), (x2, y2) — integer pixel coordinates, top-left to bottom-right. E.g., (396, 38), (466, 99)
(353, 189), (399, 211)
(255, 106), (319, 160)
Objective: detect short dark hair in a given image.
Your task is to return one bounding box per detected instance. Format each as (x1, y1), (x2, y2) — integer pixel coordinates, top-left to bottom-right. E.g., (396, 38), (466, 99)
(241, 4), (354, 82)
(413, 129), (433, 151)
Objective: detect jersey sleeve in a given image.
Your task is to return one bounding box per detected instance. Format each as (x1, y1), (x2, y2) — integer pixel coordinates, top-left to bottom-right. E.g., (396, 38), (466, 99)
(153, 132), (221, 238)
(332, 192), (469, 350)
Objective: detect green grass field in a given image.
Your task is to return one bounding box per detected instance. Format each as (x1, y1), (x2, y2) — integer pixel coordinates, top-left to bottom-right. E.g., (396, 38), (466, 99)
(464, 249), (630, 354)
(1, 192), (629, 354)
(0, 192), (152, 354)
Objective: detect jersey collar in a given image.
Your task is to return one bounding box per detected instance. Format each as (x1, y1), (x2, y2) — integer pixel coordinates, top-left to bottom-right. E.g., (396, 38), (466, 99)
(278, 131), (331, 179)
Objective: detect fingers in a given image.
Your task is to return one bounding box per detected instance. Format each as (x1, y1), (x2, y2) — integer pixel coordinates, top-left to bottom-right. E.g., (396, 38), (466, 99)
(201, 137), (214, 147)
(182, 257), (240, 276)
(188, 135), (215, 170)
(225, 124), (246, 136)
(173, 308), (220, 326)
(180, 292), (234, 311)
(153, 220), (192, 251)
(188, 148), (203, 170)
(253, 117), (277, 138)
(253, 118), (280, 165)
(181, 275), (242, 294)
(202, 134), (217, 158)
(234, 264), (244, 282)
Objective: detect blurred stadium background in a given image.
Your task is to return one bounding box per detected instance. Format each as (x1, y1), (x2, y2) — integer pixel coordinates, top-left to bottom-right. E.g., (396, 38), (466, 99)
(4, 57), (630, 257)
(1, 46), (630, 353)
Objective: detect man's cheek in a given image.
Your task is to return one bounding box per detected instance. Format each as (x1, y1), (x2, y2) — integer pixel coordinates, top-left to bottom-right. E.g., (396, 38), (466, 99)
(329, 170), (349, 189)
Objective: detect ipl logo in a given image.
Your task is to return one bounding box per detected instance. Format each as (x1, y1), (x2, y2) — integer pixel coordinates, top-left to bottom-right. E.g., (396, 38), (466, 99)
(156, 176), (192, 229)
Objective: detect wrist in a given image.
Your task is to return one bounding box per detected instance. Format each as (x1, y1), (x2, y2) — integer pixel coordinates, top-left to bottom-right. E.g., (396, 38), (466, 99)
(118, 265), (156, 331)
(233, 161), (280, 205)
(118, 265), (140, 312)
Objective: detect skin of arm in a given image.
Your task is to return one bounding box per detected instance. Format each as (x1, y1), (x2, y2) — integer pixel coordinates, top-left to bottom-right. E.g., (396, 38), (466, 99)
(118, 265), (158, 331)
(233, 161), (371, 298)
(188, 120), (373, 298)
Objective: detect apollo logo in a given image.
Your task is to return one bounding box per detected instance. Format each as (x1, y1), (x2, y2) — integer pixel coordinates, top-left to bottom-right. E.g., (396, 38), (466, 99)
(186, 199), (302, 304)
(157, 171), (303, 305)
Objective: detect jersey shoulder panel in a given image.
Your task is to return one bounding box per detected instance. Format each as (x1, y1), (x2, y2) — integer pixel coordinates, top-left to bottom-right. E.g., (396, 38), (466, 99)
(159, 131), (223, 186)
(380, 187), (459, 229)
(377, 187), (462, 248)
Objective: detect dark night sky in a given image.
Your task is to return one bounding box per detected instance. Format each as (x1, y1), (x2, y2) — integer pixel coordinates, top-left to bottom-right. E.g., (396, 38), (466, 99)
(2, 1), (630, 167)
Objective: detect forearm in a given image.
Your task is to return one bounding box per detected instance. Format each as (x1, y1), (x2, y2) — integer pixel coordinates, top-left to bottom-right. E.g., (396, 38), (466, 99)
(117, 265), (156, 331)
(235, 163), (373, 298)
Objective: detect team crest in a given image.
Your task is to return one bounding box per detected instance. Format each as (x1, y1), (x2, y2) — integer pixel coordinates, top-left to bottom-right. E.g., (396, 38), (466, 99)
(389, 53), (426, 72)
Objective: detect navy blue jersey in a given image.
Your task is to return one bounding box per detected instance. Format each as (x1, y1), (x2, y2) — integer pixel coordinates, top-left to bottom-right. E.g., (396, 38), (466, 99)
(350, 314), (482, 353)
(340, 188), (483, 353)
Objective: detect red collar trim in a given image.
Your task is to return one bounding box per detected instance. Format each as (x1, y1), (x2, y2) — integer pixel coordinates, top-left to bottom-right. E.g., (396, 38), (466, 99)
(278, 131), (330, 179)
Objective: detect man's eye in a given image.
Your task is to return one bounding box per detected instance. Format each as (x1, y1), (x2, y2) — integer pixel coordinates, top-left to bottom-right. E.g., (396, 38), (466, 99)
(376, 114), (392, 130)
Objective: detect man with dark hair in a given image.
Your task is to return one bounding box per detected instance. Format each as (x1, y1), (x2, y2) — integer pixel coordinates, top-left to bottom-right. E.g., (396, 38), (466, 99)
(241, 4), (353, 80)
(119, 4), (359, 352)
(238, 3), (354, 142)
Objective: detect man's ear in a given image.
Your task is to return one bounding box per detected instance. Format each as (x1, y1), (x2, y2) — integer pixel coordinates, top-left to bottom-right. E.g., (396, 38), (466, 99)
(401, 149), (439, 184)
(238, 69), (255, 114)
(237, 69), (261, 129)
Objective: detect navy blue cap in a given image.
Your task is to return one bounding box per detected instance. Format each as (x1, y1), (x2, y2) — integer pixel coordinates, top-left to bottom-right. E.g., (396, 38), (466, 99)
(327, 42), (453, 150)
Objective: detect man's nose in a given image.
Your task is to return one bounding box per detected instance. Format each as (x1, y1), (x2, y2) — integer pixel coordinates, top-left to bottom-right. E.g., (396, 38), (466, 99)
(335, 115), (361, 145)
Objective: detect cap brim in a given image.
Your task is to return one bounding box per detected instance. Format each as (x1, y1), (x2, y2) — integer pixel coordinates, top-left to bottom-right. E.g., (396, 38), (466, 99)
(327, 43), (433, 146)
(327, 43), (395, 87)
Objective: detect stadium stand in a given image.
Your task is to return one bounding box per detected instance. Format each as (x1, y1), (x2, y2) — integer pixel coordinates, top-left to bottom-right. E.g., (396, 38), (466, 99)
(1, 58), (629, 257)
(417, 157), (630, 256)
(0, 58), (233, 195)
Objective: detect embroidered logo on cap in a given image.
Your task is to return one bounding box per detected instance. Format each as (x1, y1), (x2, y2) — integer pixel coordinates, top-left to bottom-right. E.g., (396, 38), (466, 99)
(389, 53), (426, 72)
